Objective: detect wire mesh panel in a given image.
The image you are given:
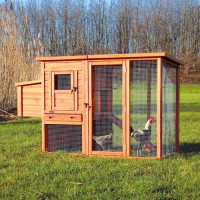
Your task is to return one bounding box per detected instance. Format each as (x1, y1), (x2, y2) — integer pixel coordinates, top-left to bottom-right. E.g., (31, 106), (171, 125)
(92, 65), (123, 152)
(55, 74), (71, 90)
(47, 125), (82, 153)
(162, 62), (177, 156)
(130, 60), (157, 157)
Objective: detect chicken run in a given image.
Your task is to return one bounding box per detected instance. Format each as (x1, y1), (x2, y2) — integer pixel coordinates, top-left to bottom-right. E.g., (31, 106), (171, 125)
(16, 53), (183, 158)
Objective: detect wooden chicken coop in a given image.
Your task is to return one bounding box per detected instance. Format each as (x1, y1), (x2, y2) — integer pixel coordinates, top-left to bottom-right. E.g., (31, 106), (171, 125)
(17, 52), (183, 158)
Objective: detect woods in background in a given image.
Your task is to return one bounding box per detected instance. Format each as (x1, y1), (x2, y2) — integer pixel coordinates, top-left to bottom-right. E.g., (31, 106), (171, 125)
(0, 0), (199, 110)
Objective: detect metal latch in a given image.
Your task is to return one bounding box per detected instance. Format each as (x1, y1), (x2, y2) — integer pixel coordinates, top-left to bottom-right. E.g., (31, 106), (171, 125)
(84, 103), (89, 108)
(74, 87), (78, 92)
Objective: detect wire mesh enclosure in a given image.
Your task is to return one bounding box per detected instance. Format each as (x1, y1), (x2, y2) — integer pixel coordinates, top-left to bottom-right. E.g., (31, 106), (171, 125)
(130, 60), (157, 157)
(162, 62), (177, 156)
(32, 53), (182, 159)
(47, 125), (82, 153)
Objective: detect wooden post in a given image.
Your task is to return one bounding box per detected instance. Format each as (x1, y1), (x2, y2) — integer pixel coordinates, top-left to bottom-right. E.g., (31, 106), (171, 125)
(74, 71), (78, 110)
(126, 60), (130, 156)
(175, 66), (180, 152)
(51, 72), (55, 111)
(41, 62), (46, 152)
(49, 71), (52, 111)
(88, 62), (93, 155)
(122, 61), (127, 156)
(17, 86), (23, 117)
(157, 58), (162, 158)
(83, 60), (89, 155)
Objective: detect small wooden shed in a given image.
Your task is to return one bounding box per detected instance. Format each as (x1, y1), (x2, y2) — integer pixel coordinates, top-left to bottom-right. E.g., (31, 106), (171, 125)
(17, 52), (183, 158)
(15, 80), (42, 117)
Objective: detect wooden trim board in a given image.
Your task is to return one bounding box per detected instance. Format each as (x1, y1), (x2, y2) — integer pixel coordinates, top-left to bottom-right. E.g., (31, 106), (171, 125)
(36, 52), (184, 65)
(157, 58), (163, 158)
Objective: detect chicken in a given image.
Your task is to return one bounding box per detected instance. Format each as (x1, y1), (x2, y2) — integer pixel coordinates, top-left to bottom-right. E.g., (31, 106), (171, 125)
(131, 116), (154, 156)
(93, 132), (113, 150)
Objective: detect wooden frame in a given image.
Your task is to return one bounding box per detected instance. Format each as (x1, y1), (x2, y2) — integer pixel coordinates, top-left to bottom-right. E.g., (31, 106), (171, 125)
(50, 70), (76, 111)
(15, 53), (183, 158)
(157, 58), (163, 158)
(88, 61), (125, 157)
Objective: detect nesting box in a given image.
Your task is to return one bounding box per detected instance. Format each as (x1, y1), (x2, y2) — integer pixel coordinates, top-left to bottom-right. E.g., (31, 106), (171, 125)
(17, 53), (183, 158)
(15, 80), (42, 117)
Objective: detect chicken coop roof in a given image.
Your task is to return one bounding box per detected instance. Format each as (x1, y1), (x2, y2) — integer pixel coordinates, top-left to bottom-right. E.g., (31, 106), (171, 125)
(15, 80), (41, 87)
(36, 52), (184, 65)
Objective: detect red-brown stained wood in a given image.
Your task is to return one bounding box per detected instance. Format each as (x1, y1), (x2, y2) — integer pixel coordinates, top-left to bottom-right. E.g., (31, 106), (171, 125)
(122, 61), (127, 156)
(126, 60), (130, 156)
(88, 62), (92, 155)
(42, 63), (46, 152)
(16, 82), (42, 117)
(83, 60), (89, 155)
(17, 86), (23, 117)
(44, 114), (82, 122)
(157, 58), (162, 158)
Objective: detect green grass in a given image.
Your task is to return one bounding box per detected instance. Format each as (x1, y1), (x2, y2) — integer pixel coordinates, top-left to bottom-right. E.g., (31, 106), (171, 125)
(1, 84), (200, 199)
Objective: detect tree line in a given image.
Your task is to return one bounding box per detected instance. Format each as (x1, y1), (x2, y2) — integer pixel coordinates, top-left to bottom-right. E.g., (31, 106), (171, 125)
(0, 0), (199, 110)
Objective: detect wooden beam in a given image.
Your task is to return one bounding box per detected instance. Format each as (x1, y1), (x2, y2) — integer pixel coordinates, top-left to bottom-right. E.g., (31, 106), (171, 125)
(81, 61), (86, 155)
(88, 53), (166, 60)
(41, 62), (46, 152)
(44, 121), (82, 125)
(51, 72), (55, 111)
(17, 86), (23, 117)
(88, 62), (93, 155)
(74, 70), (78, 110)
(122, 61), (127, 156)
(91, 151), (123, 156)
(36, 53), (184, 66)
(83, 60), (89, 155)
(36, 55), (87, 61)
(15, 80), (41, 87)
(157, 58), (163, 158)
(126, 60), (131, 157)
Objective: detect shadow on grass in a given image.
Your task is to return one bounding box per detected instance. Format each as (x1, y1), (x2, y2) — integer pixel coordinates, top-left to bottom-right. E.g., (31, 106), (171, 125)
(0, 118), (41, 125)
(180, 142), (200, 153)
(180, 103), (200, 112)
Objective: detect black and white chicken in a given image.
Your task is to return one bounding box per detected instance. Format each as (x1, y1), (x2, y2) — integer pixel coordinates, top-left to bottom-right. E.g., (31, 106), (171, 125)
(131, 116), (154, 156)
(93, 132), (113, 150)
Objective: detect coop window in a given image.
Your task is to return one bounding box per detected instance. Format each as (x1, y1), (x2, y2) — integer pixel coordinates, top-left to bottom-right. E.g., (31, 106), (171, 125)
(55, 74), (71, 90)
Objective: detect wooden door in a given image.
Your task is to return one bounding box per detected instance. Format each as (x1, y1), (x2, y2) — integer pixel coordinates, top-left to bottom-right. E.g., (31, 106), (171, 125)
(88, 61), (127, 156)
(50, 70), (77, 111)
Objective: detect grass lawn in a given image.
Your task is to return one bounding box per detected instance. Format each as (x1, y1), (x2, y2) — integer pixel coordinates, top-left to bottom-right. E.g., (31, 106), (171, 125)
(0, 84), (200, 199)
